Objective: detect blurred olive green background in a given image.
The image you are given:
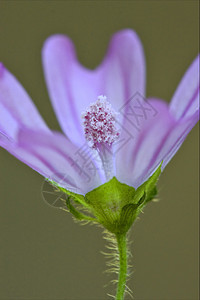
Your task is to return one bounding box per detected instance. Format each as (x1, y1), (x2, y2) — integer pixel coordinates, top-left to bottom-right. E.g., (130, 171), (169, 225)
(0, 1), (199, 299)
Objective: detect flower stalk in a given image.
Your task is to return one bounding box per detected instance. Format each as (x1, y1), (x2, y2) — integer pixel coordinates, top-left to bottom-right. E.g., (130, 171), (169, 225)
(116, 233), (128, 300)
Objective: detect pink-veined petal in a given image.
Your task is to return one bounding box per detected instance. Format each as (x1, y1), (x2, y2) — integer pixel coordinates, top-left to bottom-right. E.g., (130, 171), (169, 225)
(134, 110), (199, 188)
(0, 63), (49, 141)
(42, 30), (145, 146)
(0, 102), (19, 141)
(1, 130), (103, 195)
(115, 96), (161, 186)
(100, 29), (145, 114)
(116, 97), (199, 188)
(42, 35), (100, 146)
(169, 55), (199, 120)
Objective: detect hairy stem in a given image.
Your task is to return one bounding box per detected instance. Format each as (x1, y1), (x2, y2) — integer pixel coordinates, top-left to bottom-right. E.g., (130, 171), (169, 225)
(115, 233), (128, 300)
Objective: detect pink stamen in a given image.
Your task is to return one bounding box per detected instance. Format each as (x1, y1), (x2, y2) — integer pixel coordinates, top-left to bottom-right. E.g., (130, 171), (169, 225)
(82, 95), (120, 149)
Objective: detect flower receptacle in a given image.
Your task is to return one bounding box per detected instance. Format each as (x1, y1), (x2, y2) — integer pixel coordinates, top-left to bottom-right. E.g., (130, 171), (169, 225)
(55, 163), (162, 234)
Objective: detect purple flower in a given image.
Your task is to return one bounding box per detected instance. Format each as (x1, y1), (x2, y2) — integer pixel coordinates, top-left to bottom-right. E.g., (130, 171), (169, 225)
(0, 30), (199, 195)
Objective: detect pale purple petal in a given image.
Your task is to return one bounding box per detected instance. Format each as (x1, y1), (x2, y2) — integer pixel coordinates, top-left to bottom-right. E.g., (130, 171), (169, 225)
(100, 29), (145, 114)
(116, 99), (171, 186)
(42, 30), (145, 146)
(114, 94), (160, 185)
(1, 129), (102, 194)
(116, 97), (199, 188)
(160, 110), (199, 169)
(42, 35), (101, 146)
(169, 55), (199, 120)
(0, 102), (18, 141)
(0, 63), (49, 141)
(133, 112), (199, 188)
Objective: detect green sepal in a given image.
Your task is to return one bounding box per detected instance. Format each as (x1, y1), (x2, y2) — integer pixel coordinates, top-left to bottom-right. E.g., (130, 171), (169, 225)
(47, 179), (90, 209)
(117, 164), (162, 233)
(146, 186), (158, 203)
(65, 197), (96, 222)
(48, 163), (162, 234)
(84, 178), (136, 232)
(117, 193), (146, 234)
(132, 162), (162, 205)
(119, 203), (139, 234)
(84, 163), (161, 233)
(85, 177), (135, 210)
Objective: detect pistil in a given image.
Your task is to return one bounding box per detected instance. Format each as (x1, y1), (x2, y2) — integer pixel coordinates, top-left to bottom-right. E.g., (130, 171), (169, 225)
(82, 95), (120, 180)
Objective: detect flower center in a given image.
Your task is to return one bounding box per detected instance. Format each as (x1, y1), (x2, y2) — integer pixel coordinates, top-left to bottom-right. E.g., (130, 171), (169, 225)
(82, 95), (120, 149)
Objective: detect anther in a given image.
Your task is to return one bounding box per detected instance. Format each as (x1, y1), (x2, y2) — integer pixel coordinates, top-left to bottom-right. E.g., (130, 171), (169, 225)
(82, 95), (120, 149)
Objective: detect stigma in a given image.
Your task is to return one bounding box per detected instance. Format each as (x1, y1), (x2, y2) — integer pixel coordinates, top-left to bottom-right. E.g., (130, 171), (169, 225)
(82, 95), (120, 149)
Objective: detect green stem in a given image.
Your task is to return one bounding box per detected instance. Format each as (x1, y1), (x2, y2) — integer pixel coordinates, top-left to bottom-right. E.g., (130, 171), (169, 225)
(115, 233), (128, 300)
